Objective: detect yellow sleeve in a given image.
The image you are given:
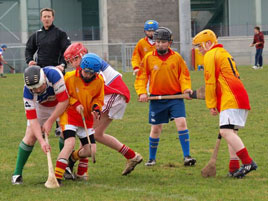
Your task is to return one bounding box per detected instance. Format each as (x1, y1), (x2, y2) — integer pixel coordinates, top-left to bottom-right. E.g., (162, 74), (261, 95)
(91, 76), (105, 110)
(204, 52), (217, 109)
(178, 55), (191, 92)
(64, 71), (79, 106)
(131, 41), (142, 70)
(134, 56), (149, 95)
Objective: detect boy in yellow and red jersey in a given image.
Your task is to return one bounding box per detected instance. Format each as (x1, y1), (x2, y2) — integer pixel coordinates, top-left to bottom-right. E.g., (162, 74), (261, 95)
(54, 53), (104, 184)
(132, 20), (158, 76)
(63, 43), (142, 178)
(136, 27), (196, 166)
(193, 29), (257, 178)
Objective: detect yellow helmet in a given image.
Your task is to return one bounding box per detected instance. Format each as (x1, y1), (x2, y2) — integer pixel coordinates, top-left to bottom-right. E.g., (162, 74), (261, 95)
(192, 29), (217, 46)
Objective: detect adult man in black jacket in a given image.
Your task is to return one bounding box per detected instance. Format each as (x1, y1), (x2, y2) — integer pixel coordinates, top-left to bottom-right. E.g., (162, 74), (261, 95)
(25, 8), (71, 72)
(25, 8), (71, 136)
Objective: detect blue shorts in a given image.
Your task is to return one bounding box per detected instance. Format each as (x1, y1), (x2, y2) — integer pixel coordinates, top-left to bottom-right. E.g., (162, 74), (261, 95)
(149, 98), (186, 125)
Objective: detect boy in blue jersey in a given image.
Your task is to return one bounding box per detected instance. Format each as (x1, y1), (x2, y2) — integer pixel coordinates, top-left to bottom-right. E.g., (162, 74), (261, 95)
(11, 66), (69, 185)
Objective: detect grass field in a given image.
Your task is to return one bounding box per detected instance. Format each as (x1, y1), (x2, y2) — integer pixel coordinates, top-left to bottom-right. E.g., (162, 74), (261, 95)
(0, 66), (267, 201)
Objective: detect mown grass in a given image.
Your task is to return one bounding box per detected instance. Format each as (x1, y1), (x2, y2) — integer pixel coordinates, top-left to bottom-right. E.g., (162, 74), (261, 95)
(0, 66), (267, 201)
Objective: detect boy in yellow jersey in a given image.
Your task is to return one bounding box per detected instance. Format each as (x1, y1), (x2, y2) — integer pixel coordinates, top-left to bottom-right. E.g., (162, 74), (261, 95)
(132, 20), (158, 75)
(135, 27), (196, 166)
(54, 53), (104, 184)
(193, 29), (257, 178)
(62, 43), (142, 178)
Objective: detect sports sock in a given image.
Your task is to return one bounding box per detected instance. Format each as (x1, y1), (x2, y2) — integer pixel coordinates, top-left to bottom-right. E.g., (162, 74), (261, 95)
(59, 137), (64, 151)
(149, 137), (160, 160)
(55, 158), (68, 180)
(71, 148), (82, 161)
(178, 129), (190, 157)
(236, 147), (252, 165)
(119, 144), (135, 159)
(14, 141), (34, 175)
(77, 158), (89, 176)
(229, 159), (240, 173)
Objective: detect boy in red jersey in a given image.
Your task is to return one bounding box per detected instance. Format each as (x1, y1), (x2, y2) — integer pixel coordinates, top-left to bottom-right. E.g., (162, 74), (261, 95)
(193, 29), (257, 178)
(136, 27), (196, 167)
(132, 20), (158, 76)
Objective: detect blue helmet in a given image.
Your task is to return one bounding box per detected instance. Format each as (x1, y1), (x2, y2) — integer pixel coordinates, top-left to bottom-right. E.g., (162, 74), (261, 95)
(144, 20), (159, 31)
(1, 44), (7, 48)
(80, 53), (102, 73)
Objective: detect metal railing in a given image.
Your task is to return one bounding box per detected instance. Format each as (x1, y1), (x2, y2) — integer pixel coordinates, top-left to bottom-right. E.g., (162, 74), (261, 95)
(2, 39), (267, 74)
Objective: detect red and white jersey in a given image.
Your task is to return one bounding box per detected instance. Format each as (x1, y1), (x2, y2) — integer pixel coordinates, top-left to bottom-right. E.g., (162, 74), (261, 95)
(76, 59), (130, 103)
(100, 61), (130, 103)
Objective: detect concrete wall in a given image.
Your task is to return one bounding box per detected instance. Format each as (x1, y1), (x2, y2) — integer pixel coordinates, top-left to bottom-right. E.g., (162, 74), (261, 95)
(218, 36), (268, 65)
(107, 0), (180, 43)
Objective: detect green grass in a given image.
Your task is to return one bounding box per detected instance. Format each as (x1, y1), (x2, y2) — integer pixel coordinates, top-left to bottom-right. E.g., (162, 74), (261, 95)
(0, 66), (267, 201)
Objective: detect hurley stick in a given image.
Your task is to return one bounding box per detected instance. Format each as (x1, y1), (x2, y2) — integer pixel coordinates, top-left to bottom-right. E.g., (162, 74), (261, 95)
(44, 133), (60, 188)
(201, 134), (222, 178)
(148, 86), (205, 100)
(80, 110), (96, 163)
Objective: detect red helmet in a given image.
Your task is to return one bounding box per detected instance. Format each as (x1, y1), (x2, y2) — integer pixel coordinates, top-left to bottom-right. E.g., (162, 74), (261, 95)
(64, 42), (88, 63)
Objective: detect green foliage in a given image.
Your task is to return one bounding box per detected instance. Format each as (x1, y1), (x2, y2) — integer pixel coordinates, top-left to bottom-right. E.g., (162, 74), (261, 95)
(0, 67), (267, 201)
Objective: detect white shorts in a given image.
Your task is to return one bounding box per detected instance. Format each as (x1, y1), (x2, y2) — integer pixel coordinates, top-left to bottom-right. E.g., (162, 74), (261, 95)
(64, 125), (95, 139)
(220, 109), (248, 129)
(27, 103), (56, 126)
(102, 94), (127, 119)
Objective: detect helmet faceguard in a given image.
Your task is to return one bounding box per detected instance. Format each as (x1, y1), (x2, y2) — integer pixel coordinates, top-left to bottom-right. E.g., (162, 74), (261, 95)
(24, 66), (46, 89)
(153, 27), (173, 42)
(64, 42), (88, 64)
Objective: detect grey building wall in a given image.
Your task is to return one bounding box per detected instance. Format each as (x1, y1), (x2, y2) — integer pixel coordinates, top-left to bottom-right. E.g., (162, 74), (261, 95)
(228, 0), (256, 36)
(107, 0), (180, 43)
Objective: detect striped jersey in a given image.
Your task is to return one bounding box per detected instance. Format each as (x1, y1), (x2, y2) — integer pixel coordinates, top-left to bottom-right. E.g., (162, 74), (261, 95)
(135, 48), (191, 95)
(23, 67), (68, 120)
(204, 44), (250, 112)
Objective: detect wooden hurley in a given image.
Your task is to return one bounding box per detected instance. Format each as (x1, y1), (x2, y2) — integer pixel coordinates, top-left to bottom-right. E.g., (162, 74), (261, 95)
(201, 134), (222, 178)
(148, 86), (205, 100)
(80, 111), (96, 163)
(44, 133), (60, 188)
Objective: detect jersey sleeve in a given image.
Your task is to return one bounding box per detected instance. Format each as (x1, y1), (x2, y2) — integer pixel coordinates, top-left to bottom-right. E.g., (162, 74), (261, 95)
(91, 76), (105, 110)
(134, 56), (149, 95)
(131, 41), (142, 70)
(23, 86), (37, 119)
(64, 71), (79, 106)
(59, 31), (71, 65)
(204, 53), (217, 109)
(178, 55), (191, 92)
(25, 33), (37, 64)
(47, 68), (69, 102)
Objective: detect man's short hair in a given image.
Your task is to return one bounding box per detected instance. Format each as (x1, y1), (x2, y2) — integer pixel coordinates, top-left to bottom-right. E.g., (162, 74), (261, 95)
(40, 8), (55, 17)
(254, 26), (260, 31)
